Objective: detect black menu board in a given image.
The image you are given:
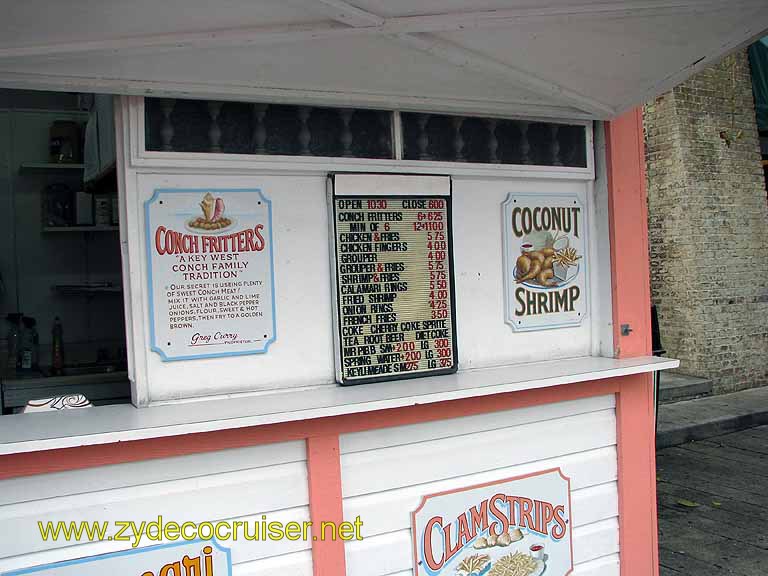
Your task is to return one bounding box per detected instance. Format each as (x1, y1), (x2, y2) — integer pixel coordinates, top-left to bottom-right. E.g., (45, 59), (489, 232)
(330, 174), (457, 385)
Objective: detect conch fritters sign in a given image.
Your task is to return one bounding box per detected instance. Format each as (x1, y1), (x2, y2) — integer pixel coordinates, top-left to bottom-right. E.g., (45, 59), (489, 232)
(412, 469), (573, 576)
(146, 188), (276, 361)
(502, 193), (587, 331)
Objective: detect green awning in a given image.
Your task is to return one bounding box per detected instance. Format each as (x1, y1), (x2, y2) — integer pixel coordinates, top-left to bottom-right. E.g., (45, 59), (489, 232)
(749, 37), (768, 131)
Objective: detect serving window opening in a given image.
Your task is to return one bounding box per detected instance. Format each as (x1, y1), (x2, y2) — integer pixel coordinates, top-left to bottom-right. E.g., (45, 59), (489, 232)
(0, 89), (129, 414)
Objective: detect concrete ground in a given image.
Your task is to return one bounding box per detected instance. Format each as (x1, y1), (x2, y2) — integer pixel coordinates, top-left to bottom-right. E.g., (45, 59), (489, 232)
(656, 425), (768, 575)
(657, 386), (768, 449)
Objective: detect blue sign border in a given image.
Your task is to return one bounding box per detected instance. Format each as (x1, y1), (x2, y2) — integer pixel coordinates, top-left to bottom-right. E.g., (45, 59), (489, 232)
(2, 539), (232, 576)
(145, 188), (277, 361)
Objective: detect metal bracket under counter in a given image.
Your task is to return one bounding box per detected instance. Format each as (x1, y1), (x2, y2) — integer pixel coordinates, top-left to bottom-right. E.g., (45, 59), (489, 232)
(0, 355), (678, 455)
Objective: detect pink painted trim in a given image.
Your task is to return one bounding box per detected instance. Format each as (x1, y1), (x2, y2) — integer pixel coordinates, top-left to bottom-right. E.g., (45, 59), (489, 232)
(410, 467), (574, 576)
(616, 372), (659, 576)
(559, 468), (575, 576)
(306, 435), (347, 576)
(606, 109), (659, 576)
(0, 378), (620, 480)
(605, 108), (653, 358)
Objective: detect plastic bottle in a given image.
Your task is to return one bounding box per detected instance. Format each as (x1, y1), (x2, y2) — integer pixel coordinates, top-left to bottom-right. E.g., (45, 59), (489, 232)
(5, 313), (22, 374)
(51, 317), (64, 376)
(20, 316), (39, 371)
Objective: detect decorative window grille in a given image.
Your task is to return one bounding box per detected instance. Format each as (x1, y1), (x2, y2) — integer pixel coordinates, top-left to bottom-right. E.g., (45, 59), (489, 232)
(401, 112), (586, 167)
(144, 98), (587, 168)
(145, 99), (392, 158)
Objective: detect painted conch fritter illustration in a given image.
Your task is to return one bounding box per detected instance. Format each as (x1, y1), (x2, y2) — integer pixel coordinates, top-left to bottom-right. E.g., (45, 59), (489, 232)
(189, 192), (232, 231)
(473, 528), (524, 550)
(515, 245), (580, 287)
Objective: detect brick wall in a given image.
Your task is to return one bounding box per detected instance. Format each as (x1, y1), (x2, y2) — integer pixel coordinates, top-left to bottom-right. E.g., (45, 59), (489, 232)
(644, 49), (768, 394)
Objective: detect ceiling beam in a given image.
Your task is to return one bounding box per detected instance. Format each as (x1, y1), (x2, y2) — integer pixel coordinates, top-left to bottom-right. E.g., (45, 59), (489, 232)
(0, 70), (596, 120)
(312, 0), (383, 27)
(306, 0), (616, 116)
(0, 0), (760, 60)
(0, 22), (352, 60)
(614, 7), (768, 114)
(394, 33), (616, 117)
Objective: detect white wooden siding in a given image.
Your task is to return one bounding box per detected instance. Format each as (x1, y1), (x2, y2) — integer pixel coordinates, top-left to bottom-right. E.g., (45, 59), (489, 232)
(0, 441), (312, 576)
(340, 395), (618, 576)
(117, 95), (610, 406)
(125, 171), (597, 404)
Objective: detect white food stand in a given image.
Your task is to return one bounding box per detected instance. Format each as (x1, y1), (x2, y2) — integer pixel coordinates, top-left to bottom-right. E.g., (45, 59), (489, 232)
(1, 2), (766, 576)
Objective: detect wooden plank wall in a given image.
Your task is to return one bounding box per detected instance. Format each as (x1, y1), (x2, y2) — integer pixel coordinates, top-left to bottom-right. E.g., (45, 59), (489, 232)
(0, 440), (313, 576)
(339, 395), (619, 576)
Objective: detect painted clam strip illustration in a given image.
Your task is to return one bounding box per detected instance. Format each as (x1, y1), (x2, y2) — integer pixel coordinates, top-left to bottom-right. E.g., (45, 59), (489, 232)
(452, 527), (547, 576)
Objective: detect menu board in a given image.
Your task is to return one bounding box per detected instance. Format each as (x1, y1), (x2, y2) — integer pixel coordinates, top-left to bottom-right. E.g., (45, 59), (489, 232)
(145, 188), (276, 361)
(330, 175), (457, 385)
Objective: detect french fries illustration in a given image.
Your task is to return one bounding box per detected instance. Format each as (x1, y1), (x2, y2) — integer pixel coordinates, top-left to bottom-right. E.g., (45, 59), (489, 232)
(553, 246), (580, 268)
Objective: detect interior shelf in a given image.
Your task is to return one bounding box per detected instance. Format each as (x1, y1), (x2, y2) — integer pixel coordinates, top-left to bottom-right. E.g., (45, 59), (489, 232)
(19, 162), (85, 173)
(53, 284), (122, 296)
(43, 225), (118, 232)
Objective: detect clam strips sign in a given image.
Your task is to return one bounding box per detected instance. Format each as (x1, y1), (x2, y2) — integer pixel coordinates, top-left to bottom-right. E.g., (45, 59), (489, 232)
(146, 188), (276, 361)
(3, 541), (230, 576)
(502, 193), (588, 331)
(412, 469), (573, 576)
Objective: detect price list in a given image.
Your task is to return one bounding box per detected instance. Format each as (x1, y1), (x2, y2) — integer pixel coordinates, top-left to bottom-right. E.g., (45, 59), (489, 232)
(332, 195), (457, 384)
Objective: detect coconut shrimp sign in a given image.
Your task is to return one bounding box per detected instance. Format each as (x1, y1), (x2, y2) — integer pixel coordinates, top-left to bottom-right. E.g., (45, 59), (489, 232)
(502, 193), (587, 331)
(411, 469), (573, 576)
(145, 188), (276, 361)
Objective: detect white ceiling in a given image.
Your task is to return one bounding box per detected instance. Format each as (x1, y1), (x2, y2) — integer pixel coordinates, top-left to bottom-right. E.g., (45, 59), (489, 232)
(0, 0), (766, 119)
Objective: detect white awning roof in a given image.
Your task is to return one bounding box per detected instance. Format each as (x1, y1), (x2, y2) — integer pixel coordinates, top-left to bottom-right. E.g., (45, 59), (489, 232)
(0, 0), (766, 119)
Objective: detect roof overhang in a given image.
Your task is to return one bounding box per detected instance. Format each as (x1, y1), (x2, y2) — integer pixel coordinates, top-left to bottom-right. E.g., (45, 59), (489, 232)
(1, 0), (767, 119)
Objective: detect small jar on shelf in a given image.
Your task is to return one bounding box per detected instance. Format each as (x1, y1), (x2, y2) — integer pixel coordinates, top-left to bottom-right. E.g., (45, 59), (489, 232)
(93, 194), (112, 226)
